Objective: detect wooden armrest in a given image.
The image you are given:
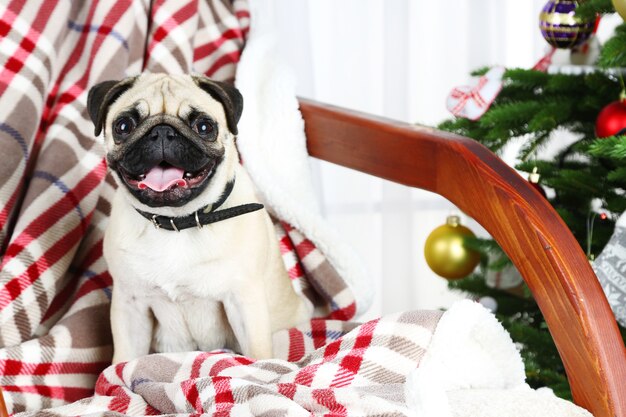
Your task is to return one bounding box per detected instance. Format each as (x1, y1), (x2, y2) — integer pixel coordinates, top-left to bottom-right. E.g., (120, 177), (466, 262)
(0, 387), (7, 417)
(299, 98), (626, 417)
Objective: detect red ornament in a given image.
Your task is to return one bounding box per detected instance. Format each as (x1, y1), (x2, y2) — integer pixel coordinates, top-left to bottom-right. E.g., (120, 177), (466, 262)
(596, 99), (626, 138)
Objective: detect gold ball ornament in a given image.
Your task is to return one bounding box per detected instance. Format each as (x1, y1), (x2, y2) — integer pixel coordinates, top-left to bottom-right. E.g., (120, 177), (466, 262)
(613, 0), (626, 21)
(424, 215), (481, 280)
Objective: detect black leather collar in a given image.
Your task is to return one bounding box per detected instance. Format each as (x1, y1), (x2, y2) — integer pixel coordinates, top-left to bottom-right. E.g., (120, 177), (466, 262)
(135, 179), (264, 231)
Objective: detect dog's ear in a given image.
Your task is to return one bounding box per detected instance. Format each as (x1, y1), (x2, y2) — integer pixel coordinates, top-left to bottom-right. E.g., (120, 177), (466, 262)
(192, 76), (243, 135)
(87, 77), (137, 136)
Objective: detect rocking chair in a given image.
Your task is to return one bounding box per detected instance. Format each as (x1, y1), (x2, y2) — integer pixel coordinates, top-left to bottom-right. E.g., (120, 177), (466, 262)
(0, 1), (624, 415)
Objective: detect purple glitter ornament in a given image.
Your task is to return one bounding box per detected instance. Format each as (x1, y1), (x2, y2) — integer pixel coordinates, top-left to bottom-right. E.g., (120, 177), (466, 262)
(539, 0), (594, 49)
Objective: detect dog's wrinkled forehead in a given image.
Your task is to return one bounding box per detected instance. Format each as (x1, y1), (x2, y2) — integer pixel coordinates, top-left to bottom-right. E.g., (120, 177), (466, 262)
(111, 75), (212, 119)
(87, 74), (243, 137)
(127, 75), (195, 116)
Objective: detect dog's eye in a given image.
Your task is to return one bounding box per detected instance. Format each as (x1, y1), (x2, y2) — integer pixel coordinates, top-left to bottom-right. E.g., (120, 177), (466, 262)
(114, 117), (136, 136)
(192, 118), (214, 137)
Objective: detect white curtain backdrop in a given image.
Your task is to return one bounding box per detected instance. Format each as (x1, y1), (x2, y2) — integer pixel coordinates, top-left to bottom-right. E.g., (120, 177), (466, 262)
(263, 0), (557, 319)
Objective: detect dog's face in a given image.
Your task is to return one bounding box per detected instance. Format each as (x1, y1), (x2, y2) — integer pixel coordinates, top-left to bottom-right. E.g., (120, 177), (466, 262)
(87, 74), (243, 211)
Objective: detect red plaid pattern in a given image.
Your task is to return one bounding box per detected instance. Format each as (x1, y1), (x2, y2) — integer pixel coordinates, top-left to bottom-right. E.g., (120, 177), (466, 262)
(15, 310), (443, 416)
(0, 0), (364, 414)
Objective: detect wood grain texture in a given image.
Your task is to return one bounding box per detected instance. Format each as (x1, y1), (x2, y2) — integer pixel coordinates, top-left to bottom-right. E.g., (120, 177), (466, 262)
(0, 387), (7, 417)
(299, 98), (626, 417)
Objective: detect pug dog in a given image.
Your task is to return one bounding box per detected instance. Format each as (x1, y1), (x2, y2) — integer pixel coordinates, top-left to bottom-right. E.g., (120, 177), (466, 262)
(87, 74), (311, 363)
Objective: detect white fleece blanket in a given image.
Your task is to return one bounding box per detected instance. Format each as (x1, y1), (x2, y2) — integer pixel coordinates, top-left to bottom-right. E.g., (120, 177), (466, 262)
(235, 23), (373, 313)
(405, 302), (590, 417)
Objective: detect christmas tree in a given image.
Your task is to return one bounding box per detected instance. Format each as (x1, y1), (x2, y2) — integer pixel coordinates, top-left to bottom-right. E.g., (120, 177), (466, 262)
(437, 0), (626, 400)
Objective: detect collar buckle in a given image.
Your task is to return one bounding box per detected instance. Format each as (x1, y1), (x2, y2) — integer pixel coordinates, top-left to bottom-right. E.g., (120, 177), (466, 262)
(151, 215), (161, 229)
(195, 211), (203, 229)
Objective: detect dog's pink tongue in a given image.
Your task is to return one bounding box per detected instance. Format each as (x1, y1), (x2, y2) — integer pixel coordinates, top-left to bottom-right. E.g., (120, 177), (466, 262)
(138, 165), (186, 191)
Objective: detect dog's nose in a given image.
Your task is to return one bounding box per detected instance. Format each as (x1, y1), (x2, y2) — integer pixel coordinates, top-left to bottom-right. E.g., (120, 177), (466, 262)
(149, 124), (176, 141)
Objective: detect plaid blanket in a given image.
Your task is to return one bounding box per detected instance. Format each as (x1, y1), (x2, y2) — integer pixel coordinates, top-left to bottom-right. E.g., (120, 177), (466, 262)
(15, 310), (444, 416)
(0, 0), (370, 413)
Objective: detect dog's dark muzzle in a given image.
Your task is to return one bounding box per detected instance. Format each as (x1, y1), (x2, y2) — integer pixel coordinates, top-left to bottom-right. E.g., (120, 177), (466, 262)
(110, 123), (224, 207)
(119, 123), (212, 176)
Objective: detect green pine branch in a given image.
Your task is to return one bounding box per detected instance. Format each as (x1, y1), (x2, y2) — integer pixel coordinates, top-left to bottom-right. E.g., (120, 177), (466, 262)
(438, 71), (620, 157)
(598, 24), (626, 68)
(589, 135), (626, 159)
(575, 0), (614, 19)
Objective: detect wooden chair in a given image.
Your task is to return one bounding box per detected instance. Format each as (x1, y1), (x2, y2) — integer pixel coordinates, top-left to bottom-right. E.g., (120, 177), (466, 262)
(299, 98), (626, 417)
(0, 99), (622, 417)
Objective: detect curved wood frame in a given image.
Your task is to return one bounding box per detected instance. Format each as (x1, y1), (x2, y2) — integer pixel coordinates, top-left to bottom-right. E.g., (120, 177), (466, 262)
(299, 98), (626, 417)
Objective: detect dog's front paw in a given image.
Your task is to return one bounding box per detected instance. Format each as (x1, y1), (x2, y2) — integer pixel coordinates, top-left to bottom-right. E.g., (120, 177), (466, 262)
(112, 350), (137, 365)
(245, 344), (273, 361)
(153, 332), (196, 353)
